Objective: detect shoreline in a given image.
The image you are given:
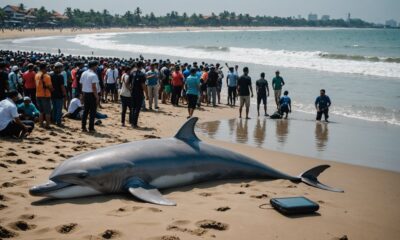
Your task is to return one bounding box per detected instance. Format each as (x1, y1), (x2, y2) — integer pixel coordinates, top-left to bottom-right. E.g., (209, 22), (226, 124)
(0, 102), (399, 239)
(0, 26), (364, 40)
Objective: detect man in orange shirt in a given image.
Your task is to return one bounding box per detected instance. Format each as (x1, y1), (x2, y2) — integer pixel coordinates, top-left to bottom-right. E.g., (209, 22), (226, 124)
(171, 65), (184, 106)
(22, 63), (36, 104)
(35, 62), (53, 128)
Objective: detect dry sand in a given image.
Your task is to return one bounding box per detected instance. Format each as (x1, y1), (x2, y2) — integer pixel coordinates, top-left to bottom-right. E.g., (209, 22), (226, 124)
(0, 102), (399, 240)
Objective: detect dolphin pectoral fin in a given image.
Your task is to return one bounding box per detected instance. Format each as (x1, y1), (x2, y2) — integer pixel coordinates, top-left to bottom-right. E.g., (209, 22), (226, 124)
(300, 165), (344, 193)
(128, 187), (176, 206)
(174, 117), (200, 142)
(126, 178), (176, 206)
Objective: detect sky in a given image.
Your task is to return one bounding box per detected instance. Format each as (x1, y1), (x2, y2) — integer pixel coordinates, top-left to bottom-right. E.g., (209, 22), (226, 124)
(2, 0), (399, 24)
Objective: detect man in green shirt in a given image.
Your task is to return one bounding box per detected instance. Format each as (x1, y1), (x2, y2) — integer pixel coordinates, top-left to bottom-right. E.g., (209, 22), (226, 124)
(272, 70), (285, 109)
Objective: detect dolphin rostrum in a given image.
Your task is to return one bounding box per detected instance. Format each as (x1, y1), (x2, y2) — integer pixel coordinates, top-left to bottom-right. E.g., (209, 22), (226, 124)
(29, 117), (343, 206)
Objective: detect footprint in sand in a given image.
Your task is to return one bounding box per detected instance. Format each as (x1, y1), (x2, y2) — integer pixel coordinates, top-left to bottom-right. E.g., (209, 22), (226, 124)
(101, 229), (120, 239)
(0, 225), (18, 238)
(28, 150), (42, 155)
(0, 163), (9, 168)
(166, 225), (206, 237)
(0, 204), (7, 210)
(9, 221), (36, 231)
(19, 214), (35, 220)
(5, 159), (26, 165)
(196, 220), (229, 231)
(216, 206), (231, 212)
(250, 194), (269, 199)
(5, 152), (18, 157)
(240, 183), (251, 188)
(46, 158), (56, 163)
(56, 223), (78, 234)
(147, 207), (163, 213)
(199, 192), (212, 197)
(39, 167), (55, 170)
(235, 191), (246, 195)
(1, 182), (16, 188)
(152, 236), (181, 240)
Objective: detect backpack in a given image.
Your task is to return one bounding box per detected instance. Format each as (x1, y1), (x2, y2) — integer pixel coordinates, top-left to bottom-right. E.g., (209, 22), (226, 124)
(270, 111), (283, 119)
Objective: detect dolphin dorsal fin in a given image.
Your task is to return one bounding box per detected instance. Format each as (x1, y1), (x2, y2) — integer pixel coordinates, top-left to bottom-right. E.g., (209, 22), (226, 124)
(174, 117), (201, 142)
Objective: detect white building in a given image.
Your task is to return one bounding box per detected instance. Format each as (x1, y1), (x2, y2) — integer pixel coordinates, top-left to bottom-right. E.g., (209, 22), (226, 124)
(308, 13), (318, 21)
(385, 19), (397, 28)
(321, 15), (330, 21)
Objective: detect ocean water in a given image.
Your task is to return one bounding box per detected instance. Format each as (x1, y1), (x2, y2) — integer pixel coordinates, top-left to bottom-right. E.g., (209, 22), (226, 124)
(2, 28), (398, 126)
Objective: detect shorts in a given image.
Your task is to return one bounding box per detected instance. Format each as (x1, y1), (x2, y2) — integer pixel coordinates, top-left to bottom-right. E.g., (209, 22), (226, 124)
(106, 83), (117, 93)
(36, 97), (52, 115)
(274, 90), (282, 98)
(164, 84), (171, 94)
(257, 95), (267, 105)
(187, 94), (198, 109)
(280, 104), (289, 114)
(239, 96), (250, 108)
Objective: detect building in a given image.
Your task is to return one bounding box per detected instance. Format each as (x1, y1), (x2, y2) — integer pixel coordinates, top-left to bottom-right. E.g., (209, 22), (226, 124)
(385, 19), (397, 28)
(321, 15), (330, 21)
(308, 13), (318, 21)
(3, 5), (26, 21)
(347, 13), (351, 22)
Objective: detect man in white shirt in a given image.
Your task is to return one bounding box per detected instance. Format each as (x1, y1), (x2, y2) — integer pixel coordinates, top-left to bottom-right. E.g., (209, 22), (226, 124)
(80, 61), (99, 132)
(104, 63), (119, 103)
(63, 93), (83, 119)
(0, 91), (33, 138)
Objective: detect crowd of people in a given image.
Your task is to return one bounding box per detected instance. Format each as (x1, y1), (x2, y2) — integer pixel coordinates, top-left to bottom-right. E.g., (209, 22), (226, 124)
(0, 50), (331, 139)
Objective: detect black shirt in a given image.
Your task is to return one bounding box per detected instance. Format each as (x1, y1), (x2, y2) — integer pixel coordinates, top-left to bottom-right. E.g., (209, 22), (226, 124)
(51, 73), (65, 99)
(238, 75), (252, 96)
(256, 78), (268, 96)
(0, 70), (8, 99)
(130, 70), (146, 97)
(207, 70), (219, 88)
(162, 68), (171, 85)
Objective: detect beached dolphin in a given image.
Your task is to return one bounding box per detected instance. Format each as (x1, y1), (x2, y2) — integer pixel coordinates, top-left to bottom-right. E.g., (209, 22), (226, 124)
(29, 117), (343, 206)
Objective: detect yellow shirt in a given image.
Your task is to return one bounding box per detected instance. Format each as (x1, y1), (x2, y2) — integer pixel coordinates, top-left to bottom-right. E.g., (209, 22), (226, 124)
(35, 71), (52, 98)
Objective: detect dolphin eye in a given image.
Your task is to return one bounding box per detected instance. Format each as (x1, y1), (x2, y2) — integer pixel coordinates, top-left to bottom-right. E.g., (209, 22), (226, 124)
(78, 173), (88, 179)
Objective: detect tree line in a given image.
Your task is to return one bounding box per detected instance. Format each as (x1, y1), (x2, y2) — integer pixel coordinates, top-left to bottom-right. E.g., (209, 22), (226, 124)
(1, 4), (376, 28)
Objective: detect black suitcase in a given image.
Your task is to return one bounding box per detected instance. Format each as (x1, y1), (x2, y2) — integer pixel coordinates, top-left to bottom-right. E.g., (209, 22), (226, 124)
(270, 197), (320, 215)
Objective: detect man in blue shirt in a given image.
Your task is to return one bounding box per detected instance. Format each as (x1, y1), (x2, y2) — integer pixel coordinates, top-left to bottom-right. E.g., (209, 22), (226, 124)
(279, 90), (291, 119)
(18, 96), (40, 122)
(185, 68), (201, 119)
(226, 67), (238, 106)
(145, 63), (159, 110)
(315, 89), (331, 122)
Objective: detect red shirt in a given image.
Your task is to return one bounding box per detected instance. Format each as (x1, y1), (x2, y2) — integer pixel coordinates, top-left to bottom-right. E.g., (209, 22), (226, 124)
(23, 70), (36, 89)
(71, 68), (78, 88)
(171, 71), (184, 87)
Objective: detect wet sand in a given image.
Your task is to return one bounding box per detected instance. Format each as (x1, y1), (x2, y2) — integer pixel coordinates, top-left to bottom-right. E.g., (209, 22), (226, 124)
(197, 111), (400, 172)
(0, 102), (399, 240)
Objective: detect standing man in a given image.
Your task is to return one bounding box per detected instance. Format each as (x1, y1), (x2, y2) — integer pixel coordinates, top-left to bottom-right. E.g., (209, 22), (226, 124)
(80, 61), (99, 132)
(130, 62), (148, 128)
(50, 62), (67, 127)
(315, 89), (331, 122)
(216, 63), (224, 104)
(35, 62), (53, 129)
(145, 63), (159, 110)
(207, 66), (218, 107)
(8, 66), (22, 94)
(272, 70), (285, 109)
(185, 68), (201, 119)
(237, 67), (253, 119)
(22, 63), (36, 105)
(171, 65), (184, 107)
(256, 72), (269, 117)
(104, 63), (119, 102)
(226, 67), (238, 106)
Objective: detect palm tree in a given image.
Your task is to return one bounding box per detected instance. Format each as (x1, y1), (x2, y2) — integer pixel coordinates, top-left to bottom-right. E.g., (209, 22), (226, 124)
(18, 3), (25, 11)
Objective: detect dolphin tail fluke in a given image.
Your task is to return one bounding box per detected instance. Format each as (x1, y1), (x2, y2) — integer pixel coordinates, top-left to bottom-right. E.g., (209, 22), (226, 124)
(299, 165), (344, 193)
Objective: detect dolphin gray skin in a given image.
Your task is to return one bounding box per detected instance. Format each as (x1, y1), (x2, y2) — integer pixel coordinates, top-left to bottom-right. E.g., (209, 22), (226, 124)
(29, 117), (343, 206)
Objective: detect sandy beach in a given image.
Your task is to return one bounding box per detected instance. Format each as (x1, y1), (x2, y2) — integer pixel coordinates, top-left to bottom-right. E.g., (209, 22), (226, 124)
(0, 100), (399, 240)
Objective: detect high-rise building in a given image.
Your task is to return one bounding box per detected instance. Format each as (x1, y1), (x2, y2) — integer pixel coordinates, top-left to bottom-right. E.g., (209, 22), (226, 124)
(385, 19), (398, 28)
(321, 15), (330, 21)
(308, 13), (318, 21)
